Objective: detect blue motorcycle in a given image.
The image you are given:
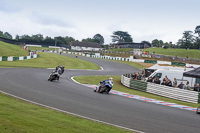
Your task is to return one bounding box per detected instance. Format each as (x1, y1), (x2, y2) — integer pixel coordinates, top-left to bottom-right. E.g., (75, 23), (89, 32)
(94, 80), (113, 94)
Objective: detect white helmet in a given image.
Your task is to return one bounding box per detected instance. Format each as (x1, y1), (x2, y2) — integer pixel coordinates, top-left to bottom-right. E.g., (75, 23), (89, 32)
(109, 77), (113, 80)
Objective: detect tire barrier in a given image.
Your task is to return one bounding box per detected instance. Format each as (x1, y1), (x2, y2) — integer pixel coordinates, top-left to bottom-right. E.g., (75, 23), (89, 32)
(121, 74), (200, 103)
(0, 54), (40, 61)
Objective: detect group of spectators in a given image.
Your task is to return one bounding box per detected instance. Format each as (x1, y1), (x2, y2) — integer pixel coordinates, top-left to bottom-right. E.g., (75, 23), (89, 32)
(131, 72), (144, 81)
(132, 73), (200, 92)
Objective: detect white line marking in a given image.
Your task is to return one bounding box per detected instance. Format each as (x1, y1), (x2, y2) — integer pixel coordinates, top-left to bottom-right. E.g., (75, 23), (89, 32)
(0, 90), (144, 133)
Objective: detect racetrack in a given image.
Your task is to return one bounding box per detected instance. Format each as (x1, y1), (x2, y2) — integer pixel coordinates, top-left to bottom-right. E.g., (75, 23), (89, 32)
(0, 54), (200, 133)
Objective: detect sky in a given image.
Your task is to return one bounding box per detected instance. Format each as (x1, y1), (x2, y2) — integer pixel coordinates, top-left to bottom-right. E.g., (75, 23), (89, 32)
(0, 0), (199, 44)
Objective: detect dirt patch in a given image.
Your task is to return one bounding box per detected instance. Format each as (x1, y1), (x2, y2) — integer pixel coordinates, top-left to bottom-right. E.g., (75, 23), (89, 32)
(138, 62), (154, 68)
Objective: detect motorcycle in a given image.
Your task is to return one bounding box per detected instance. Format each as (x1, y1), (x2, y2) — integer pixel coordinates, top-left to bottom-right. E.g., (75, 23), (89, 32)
(48, 71), (60, 81)
(94, 80), (113, 94)
(196, 106), (200, 114)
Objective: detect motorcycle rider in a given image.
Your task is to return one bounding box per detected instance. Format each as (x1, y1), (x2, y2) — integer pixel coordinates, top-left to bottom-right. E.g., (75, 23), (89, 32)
(94, 77), (114, 93)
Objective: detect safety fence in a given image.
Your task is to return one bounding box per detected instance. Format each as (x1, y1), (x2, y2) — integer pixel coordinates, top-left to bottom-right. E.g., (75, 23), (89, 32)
(0, 54), (40, 61)
(121, 74), (200, 103)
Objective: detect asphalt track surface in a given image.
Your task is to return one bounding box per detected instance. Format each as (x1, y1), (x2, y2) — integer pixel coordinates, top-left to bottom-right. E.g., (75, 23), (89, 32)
(0, 53), (200, 133)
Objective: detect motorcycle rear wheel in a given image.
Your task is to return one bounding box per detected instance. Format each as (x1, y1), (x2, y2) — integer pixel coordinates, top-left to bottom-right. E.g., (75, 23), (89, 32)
(196, 106), (200, 114)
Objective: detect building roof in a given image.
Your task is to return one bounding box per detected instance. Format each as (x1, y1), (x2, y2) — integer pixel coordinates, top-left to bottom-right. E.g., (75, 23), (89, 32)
(70, 41), (103, 48)
(114, 42), (151, 47)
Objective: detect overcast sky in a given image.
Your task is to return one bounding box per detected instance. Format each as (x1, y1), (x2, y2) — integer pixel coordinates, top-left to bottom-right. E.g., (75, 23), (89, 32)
(0, 0), (199, 44)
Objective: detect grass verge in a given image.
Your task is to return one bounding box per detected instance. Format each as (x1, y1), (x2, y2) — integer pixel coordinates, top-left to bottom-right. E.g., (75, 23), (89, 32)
(0, 52), (100, 70)
(0, 41), (29, 56)
(73, 75), (199, 108)
(0, 93), (132, 133)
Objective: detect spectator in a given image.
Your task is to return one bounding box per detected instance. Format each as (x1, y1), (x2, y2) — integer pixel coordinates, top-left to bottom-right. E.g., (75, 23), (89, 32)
(147, 76), (153, 82)
(153, 77), (161, 84)
(178, 82), (184, 89)
(183, 81), (190, 90)
(173, 78), (177, 87)
(137, 73), (142, 80)
(131, 72), (136, 79)
(163, 75), (168, 81)
(194, 83), (200, 92)
(165, 79), (172, 87)
(161, 80), (166, 85)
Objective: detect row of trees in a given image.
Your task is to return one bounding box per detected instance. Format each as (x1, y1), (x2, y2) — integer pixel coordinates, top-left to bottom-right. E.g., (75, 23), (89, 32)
(0, 30), (135, 47)
(0, 31), (106, 47)
(1, 25), (200, 49)
(177, 26), (200, 49)
(151, 25), (200, 49)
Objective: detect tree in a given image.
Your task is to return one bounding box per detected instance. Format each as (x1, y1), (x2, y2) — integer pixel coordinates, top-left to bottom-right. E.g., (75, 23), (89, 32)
(32, 34), (44, 42)
(64, 36), (75, 45)
(15, 35), (20, 40)
(4, 32), (12, 39)
(0, 31), (4, 37)
(111, 31), (133, 43)
(193, 37), (200, 49)
(195, 25), (200, 37)
(93, 34), (104, 45)
(54, 36), (67, 46)
(43, 36), (55, 44)
(182, 31), (194, 49)
(82, 38), (95, 43)
(152, 39), (159, 47)
(151, 39), (164, 47)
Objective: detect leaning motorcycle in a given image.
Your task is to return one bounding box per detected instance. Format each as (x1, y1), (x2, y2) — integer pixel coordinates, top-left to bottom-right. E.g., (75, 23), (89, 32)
(94, 81), (113, 94)
(196, 106), (200, 114)
(48, 71), (60, 81)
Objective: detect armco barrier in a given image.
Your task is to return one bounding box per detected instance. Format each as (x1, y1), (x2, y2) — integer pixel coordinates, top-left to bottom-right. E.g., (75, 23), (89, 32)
(147, 83), (199, 103)
(199, 93), (200, 103)
(121, 74), (200, 103)
(130, 80), (147, 92)
(121, 75), (130, 87)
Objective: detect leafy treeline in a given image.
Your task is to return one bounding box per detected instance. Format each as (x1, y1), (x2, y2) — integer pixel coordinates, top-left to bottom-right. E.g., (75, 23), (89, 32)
(0, 30), (134, 47)
(0, 31), (106, 47)
(152, 25), (200, 49)
(1, 25), (200, 49)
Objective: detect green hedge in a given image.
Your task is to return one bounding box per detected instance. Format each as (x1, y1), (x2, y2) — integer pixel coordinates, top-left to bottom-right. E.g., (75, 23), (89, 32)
(129, 80), (147, 92)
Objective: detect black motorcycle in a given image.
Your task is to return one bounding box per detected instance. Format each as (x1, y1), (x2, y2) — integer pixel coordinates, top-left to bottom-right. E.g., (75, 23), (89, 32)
(48, 71), (60, 81)
(196, 106), (200, 114)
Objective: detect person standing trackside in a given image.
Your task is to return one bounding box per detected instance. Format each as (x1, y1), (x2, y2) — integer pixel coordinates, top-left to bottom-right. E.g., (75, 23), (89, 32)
(183, 81), (190, 90)
(173, 78), (177, 87)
